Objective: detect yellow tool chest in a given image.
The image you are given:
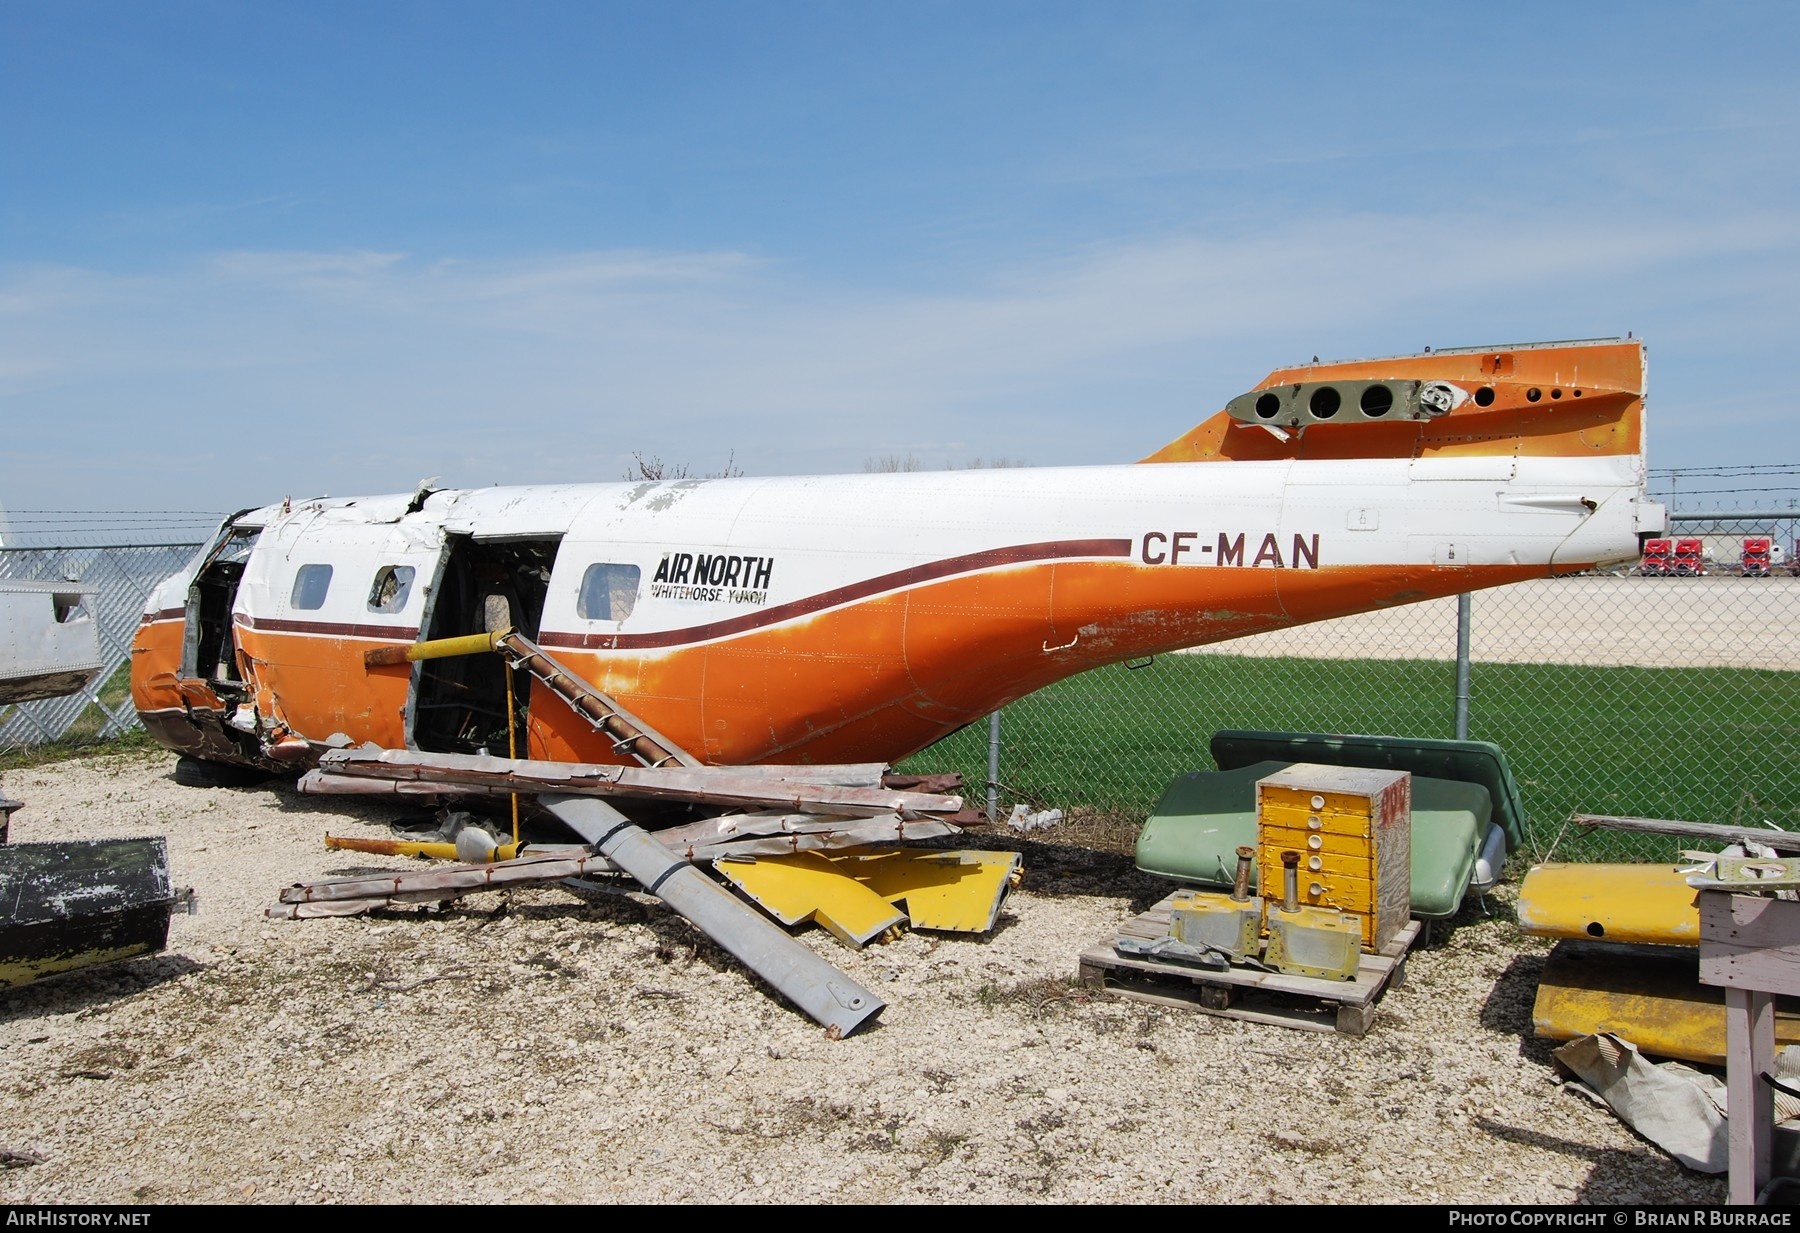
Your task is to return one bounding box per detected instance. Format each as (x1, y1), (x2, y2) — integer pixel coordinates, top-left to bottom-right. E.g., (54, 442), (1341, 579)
(1256, 763), (1411, 952)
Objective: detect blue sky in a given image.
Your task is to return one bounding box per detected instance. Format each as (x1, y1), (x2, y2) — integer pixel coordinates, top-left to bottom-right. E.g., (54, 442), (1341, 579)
(3, 2), (1796, 513)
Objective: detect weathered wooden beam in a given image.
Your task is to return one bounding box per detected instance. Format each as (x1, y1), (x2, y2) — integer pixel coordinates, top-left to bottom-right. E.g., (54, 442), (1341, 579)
(299, 775), (493, 798)
(308, 748), (968, 820)
(277, 850), (621, 905)
(277, 809), (961, 923)
(1570, 813), (1800, 854)
(656, 815), (960, 859)
(1698, 891), (1800, 1204)
(1699, 892), (1800, 994)
(653, 809), (935, 847)
(699, 763), (890, 788)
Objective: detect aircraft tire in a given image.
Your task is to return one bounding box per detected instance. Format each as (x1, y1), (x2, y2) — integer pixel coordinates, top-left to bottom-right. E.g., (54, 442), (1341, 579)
(172, 756), (271, 789)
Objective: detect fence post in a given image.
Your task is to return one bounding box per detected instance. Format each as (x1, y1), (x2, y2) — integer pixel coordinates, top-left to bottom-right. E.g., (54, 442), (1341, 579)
(1455, 592), (1472, 740)
(986, 711), (1001, 823)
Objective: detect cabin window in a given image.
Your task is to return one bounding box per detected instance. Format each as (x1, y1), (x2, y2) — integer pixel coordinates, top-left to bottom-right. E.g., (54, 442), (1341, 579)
(290, 564), (333, 610)
(367, 565), (415, 614)
(577, 563), (641, 622)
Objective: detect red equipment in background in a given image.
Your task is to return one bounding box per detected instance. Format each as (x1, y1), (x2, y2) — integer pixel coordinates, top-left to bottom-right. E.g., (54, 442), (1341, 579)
(1741, 537), (1773, 577)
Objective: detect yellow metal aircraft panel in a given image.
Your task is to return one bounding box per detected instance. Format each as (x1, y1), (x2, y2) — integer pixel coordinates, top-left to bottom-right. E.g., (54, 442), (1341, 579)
(835, 848), (1023, 933)
(714, 847), (1022, 946)
(715, 851), (906, 948)
(1516, 863), (1700, 946)
(1532, 940), (1800, 1066)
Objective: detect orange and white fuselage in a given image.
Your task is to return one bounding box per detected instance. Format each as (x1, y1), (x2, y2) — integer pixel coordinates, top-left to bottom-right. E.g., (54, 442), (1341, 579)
(130, 338), (1660, 771)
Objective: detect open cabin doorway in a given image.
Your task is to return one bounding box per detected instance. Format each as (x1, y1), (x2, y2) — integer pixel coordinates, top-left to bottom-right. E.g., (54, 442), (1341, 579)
(409, 534), (561, 756)
(182, 520), (260, 697)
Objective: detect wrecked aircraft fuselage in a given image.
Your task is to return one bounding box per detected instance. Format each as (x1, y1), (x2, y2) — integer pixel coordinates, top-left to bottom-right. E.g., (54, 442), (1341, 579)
(130, 338), (1661, 777)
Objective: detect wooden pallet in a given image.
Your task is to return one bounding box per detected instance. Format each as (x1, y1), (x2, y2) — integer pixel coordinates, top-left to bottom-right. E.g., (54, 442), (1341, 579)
(1077, 894), (1421, 1036)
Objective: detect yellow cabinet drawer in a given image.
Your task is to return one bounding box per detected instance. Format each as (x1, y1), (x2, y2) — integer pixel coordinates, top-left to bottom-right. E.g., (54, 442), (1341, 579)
(1258, 823), (1380, 863)
(1258, 800), (1377, 838)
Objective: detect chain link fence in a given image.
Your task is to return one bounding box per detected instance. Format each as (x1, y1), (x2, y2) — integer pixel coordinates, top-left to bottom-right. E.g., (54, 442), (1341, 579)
(907, 513), (1800, 864)
(0, 544), (202, 752)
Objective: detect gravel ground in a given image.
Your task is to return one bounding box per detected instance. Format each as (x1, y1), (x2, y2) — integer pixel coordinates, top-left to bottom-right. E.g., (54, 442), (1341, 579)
(0, 748), (1725, 1205)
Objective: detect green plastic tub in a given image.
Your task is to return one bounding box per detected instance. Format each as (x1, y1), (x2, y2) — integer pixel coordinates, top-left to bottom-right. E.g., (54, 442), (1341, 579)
(1135, 759), (1496, 919)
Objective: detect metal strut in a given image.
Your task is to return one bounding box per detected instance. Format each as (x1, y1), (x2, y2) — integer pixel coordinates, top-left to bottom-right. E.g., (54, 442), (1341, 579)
(489, 630), (701, 770)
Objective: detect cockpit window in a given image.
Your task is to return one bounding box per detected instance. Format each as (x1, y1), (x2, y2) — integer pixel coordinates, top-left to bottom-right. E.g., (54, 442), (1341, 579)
(577, 563), (641, 621)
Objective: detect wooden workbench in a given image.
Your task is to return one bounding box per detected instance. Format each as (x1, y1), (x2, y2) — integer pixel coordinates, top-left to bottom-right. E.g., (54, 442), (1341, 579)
(1698, 891), (1800, 1205)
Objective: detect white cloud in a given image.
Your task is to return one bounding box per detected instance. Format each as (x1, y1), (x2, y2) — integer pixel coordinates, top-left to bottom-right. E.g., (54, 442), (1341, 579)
(1, 206), (1796, 508)
(208, 250), (409, 281)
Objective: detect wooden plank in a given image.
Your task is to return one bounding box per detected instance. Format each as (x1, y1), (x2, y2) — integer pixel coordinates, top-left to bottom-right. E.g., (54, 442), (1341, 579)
(1336, 1002), (1375, 1037)
(308, 748), (968, 820)
(1572, 813), (1800, 854)
(1726, 986), (1776, 1205)
(1377, 926), (1414, 960)
(1698, 892), (1800, 996)
(1095, 979), (1339, 1033)
(276, 851), (620, 904)
(654, 811), (944, 847)
(1695, 893), (1800, 1203)
(1081, 938), (1392, 1004)
(678, 763), (890, 787)
(1388, 957), (1408, 991)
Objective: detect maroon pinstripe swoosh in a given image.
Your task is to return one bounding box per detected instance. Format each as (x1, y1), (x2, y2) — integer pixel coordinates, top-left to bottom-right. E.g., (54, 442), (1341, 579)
(235, 614), (421, 641)
(140, 607), (187, 625)
(539, 537), (1133, 652)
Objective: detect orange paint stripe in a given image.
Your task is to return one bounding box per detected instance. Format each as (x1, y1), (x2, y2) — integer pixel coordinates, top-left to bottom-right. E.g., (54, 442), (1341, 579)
(539, 537), (1133, 651)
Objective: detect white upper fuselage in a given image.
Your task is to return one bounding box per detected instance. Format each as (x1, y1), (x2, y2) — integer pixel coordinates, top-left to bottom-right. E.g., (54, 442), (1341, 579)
(151, 453), (1647, 648)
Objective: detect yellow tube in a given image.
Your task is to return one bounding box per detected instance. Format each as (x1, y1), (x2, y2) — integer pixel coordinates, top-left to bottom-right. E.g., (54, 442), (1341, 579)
(411, 631), (506, 661)
(363, 630), (508, 668)
(324, 834), (522, 862)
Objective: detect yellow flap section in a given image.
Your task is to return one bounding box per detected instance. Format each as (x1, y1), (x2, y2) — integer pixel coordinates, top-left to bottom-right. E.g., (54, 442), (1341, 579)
(714, 851), (907, 948)
(1516, 863), (1700, 946)
(836, 848), (1023, 933)
(715, 848), (1022, 945)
